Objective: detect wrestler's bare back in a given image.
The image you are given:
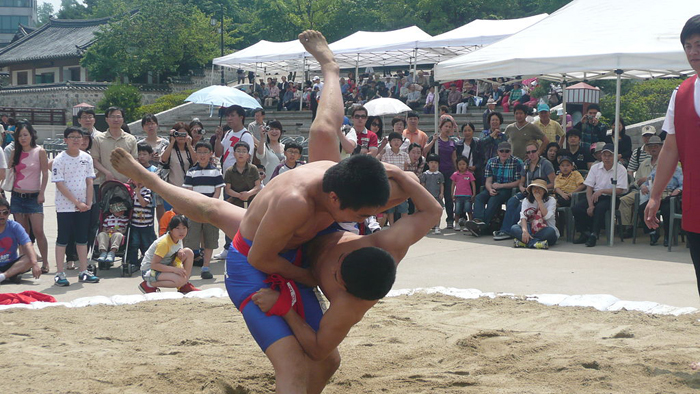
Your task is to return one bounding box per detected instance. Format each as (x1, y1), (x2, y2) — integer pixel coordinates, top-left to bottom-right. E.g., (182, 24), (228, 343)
(239, 160), (342, 250)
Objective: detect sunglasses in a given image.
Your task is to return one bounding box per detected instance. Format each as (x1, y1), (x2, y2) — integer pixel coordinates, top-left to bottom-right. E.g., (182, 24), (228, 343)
(0, 210), (10, 216)
(371, 123), (380, 126)
(353, 114), (368, 119)
(526, 150), (538, 154)
(499, 149), (511, 153)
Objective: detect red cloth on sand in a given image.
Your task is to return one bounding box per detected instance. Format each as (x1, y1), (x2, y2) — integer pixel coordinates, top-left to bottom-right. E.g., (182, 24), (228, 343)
(0, 291), (57, 305)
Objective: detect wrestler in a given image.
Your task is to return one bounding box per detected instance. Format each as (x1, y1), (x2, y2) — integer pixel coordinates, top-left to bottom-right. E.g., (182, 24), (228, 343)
(111, 30), (440, 393)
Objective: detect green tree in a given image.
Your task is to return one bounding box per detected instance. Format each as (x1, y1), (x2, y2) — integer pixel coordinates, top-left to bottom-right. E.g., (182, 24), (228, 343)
(37, 3), (55, 26)
(97, 84), (142, 122)
(81, 0), (223, 81)
(599, 78), (682, 125)
(56, 0), (90, 19)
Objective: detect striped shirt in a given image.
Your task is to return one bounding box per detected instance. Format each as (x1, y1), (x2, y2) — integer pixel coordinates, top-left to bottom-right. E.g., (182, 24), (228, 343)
(484, 156), (523, 184)
(102, 214), (129, 234)
(183, 163), (225, 197)
(132, 187), (154, 228)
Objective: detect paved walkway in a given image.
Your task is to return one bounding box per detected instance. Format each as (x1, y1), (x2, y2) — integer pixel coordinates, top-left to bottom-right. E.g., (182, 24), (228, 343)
(5, 183), (698, 309)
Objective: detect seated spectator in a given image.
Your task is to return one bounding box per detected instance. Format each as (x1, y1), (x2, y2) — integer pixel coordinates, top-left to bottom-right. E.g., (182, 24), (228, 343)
(0, 197), (39, 285)
(406, 84), (422, 109)
(591, 142), (604, 163)
(602, 118), (632, 167)
(511, 178), (558, 249)
(627, 125), (655, 176)
(183, 141), (224, 279)
(545, 142), (561, 173)
(399, 79), (410, 102)
(138, 215), (199, 294)
(482, 99), (497, 130)
(637, 137), (682, 246)
(96, 200), (129, 266)
(464, 141), (523, 236)
(562, 128), (595, 170)
(619, 136), (660, 236)
(447, 84), (462, 113)
(281, 85), (296, 111)
(424, 86), (435, 114)
(492, 141), (556, 241)
(456, 90), (475, 114)
(571, 143), (628, 247)
(270, 142), (304, 180)
(553, 156), (585, 207)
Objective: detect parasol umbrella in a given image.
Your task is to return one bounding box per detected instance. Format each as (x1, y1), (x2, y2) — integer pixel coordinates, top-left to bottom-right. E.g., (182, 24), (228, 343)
(363, 98), (412, 116)
(185, 85), (262, 125)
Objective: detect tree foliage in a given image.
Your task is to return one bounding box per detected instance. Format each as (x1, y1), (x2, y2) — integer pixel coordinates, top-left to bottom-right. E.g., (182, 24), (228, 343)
(97, 84), (142, 122)
(81, 0), (223, 82)
(37, 3), (55, 26)
(599, 78), (682, 125)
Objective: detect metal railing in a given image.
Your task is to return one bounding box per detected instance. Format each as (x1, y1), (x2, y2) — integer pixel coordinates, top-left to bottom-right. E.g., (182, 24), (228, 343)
(0, 107), (66, 125)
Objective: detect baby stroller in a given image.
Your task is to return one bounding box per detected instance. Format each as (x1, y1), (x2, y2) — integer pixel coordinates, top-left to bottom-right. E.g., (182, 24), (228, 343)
(91, 180), (133, 276)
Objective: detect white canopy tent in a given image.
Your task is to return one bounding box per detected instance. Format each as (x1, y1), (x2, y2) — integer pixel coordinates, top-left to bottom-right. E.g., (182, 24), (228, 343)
(416, 13), (548, 49)
(434, 0), (697, 246)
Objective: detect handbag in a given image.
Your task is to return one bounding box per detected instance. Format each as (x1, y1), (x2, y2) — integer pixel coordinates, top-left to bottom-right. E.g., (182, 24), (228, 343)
(2, 168), (14, 192)
(157, 160), (170, 182)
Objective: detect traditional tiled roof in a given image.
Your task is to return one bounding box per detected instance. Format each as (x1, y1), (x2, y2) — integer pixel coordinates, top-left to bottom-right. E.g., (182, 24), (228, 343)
(0, 17), (111, 66)
(11, 24), (36, 43)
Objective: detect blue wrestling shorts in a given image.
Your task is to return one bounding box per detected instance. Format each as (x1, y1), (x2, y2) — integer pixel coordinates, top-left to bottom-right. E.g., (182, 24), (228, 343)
(224, 230), (324, 352)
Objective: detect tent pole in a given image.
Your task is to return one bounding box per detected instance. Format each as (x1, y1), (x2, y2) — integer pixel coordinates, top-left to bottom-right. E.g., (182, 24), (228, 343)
(355, 54), (359, 87)
(433, 67), (439, 159)
(300, 58), (306, 111)
(561, 76), (567, 149)
(609, 70), (623, 247)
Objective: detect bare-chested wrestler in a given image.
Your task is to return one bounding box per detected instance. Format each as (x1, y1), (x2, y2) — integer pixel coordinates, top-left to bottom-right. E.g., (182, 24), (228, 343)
(111, 30), (441, 394)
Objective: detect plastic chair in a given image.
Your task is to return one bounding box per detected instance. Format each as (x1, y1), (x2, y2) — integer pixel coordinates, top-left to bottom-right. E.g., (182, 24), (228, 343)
(668, 195), (685, 252)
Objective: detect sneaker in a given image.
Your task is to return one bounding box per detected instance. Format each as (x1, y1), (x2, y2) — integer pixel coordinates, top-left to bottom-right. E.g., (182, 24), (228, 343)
(649, 231), (660, 246)
(513, 239), (528, 248)
(446, 223), (453, 229)
(433, 226), (441, 234)
(200, 269), (213, 280)
(105, 251), (116, 264)
(139, 280), (160, 294)
(213, 249), (228, 260)
(97, 251), (108, 263)
(178, 282), (200, 294)
(573, 232), (590, 244)
(54, 273), (70, 287)
(585, 234), (598, 247)
(458, 218), (467, 228)
(493, 231), (512, 241)
(78, 270), (100, 283)
(463, 220), (482, 237)
(532, 240), (549, 250)
(454, 223), (461, 231)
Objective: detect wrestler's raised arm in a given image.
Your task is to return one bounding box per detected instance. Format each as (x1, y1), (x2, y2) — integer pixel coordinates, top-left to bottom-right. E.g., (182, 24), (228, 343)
(373, 167), (442, 260)
(301, 30), (344, 163)
(246, 194), (317, 287)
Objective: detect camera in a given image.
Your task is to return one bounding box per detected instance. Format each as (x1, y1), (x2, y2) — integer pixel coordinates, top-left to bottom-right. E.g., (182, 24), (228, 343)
(173, 131), (188, 137)
(262, 125), (270, 132)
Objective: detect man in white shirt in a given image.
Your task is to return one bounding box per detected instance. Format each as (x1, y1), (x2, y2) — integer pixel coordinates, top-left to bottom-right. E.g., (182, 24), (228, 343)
(571, 143), (628, 247)
(214, 105), (256, 172)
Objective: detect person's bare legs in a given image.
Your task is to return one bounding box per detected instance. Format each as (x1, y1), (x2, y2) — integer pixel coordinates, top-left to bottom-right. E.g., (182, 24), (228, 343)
(29, 213), (48, 272)
(306, 349), (341, 394)
(111, 149), (244, 239)
(76, 244), (89, 272)
(265, 336), (309, 394)
(300, 30), (343, 163)
(151, 248), (194, 289)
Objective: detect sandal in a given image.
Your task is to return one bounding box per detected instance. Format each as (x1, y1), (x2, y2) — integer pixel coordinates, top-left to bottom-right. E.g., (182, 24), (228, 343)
(41, 266), (49, 274)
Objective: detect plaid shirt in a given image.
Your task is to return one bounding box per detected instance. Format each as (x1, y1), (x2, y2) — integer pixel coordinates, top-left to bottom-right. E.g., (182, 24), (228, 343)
(381, 149), (409, 170)
(484, 156), (523, 184)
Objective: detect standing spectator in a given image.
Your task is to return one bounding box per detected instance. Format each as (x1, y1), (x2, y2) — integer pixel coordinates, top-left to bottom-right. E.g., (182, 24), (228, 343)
(645, 14), (700, 296)
(224, 141), (262, 210)
(406, 143), (425, 215)
(511, 178), (559, 249)
(482, 99), (497, 130)
(402, 111), (428, 149)
(505, 104), (549, 160)
(255, 120), (285, 185)
(423, 116), (458, 229)
(455, 122), (484, 191)
(0, 196), (39, 284)
(138, 215), (199, 294)
(562, 128), (595, 170)
(378, 132), (410, 227)
(248, 108), (266, 142)
(237, 68), (245, 84)
(481, 112), (507, 168)
(573, 104), (608, 152)
(464, 142), (523, 237)
(9, 121), (49, 273)
(406, 84), (422, 110)
(126, 177), (156, 275)
(138, 114), (168, 221)
(183, 141), (225, 279)
(91, 107), (138, 185)
(349, 106), (378, 157)
(159, 123), (195, 210)
(0, 114), (8, 131)
(420, 154), (444, 234)
(52, 127), (98, 286)
(571, 143), (628, 247)
(214, 105), (255, 172)
(602, 118), (633, 167)
(265, 81), (280, 108)
(270, 142), (304, 180)
(451, 157), (476, 230)
(627, 125), (655, 176)
(423, 86), (435, 114)
(533, 103), (565, 146)
(77, 108), (101, 137)
(553, 156), (585, 207)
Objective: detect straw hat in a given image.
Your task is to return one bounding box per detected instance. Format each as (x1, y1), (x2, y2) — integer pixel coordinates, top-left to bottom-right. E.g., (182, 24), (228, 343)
(526, 179), (548, 194)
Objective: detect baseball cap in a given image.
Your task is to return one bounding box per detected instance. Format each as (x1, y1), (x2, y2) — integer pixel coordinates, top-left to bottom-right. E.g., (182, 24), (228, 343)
(498, 141), (512, 151)
(537, 103), (550, 113)
(641, 125), (656, 136)
(601, 143), (615, 154)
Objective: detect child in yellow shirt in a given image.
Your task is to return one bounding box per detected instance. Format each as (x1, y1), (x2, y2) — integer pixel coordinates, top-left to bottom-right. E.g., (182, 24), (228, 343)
(554, 156), (585, 207)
